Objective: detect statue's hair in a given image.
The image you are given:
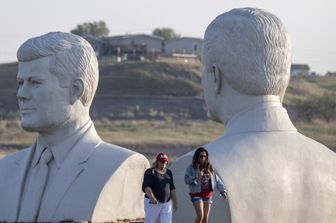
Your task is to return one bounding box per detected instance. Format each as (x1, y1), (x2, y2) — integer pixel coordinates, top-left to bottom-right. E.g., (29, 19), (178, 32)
(17, 32), (99, 107)
(202, 8), (291, 98)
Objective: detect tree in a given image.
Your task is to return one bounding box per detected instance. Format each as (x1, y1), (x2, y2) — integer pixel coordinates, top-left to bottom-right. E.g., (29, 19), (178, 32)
(152, 27), (180, 40)
(71, 21), (109, 37)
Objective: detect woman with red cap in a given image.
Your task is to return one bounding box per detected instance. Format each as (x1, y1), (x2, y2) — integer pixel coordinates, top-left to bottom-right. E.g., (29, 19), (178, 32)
(142, 153), (178, 223)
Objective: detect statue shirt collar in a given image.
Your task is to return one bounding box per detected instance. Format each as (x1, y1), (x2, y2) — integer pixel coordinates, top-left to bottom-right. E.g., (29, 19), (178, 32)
(224, 96), (297, 136)
(33, 120), (92, 169)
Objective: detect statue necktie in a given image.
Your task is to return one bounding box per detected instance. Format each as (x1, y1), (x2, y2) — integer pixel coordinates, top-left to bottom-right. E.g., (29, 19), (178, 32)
(18, 147), (54, 221)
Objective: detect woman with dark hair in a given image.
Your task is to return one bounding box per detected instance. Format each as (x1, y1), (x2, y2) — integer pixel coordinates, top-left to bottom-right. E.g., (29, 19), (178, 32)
(185, 147), (227, 223)
(142, 153), (178, 223)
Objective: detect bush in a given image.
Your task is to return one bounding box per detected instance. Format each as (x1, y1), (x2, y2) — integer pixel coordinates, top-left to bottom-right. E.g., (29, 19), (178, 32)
(297, 93), (336, 122)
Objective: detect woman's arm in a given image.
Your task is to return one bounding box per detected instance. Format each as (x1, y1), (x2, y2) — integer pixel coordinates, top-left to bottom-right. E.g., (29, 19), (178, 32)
(168, 169), (178, 211)
(184, 165), (199, 185)
(170, 189), (178, 211)
(144, 186), (159, 204)
(214, 171), (228, 198)
(142, 169), (159, 203)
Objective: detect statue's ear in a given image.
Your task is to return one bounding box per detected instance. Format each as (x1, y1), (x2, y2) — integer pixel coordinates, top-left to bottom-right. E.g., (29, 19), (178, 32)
(212, 64), (222, 94)
(70, 78), (84, 104)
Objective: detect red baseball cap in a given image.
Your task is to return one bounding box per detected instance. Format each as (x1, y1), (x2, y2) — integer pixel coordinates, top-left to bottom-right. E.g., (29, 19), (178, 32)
(156, 153), (169, 162)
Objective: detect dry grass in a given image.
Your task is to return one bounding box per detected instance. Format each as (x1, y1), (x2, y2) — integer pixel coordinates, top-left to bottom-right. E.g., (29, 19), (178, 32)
(295, 120), (336, 151)
(96, 119), (222, 146)
(0, 119), (36, 146)
(1, 118), (334, 161)
(0, 119), (223, 160)
(284, 76), (336, 105)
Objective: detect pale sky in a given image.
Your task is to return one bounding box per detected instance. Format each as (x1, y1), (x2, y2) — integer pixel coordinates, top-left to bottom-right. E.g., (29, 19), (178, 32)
(1, 0), (335, 74)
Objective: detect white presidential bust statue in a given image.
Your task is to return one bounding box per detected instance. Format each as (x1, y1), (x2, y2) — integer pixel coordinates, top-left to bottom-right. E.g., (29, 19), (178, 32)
(0, 32), (150, 222)
(171, 8), (336, 223)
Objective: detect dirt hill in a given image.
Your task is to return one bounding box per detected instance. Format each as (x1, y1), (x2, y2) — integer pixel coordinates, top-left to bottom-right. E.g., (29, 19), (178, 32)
(0, 58), (335, 120)
(0, 58), (204, 118)
(97, 58), (202, 97)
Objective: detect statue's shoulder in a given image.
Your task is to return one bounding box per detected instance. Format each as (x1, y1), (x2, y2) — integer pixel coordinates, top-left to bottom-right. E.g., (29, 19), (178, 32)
(0, 147), (30, 165)
(0, 148), (31, 178)
(298, 132), (334, 152)
(203, 136), (235, 154)
(172, 151), (193, 164)
(91, 142), (149, 167)
(297, 133), (336, 172)
(170, 152), (194, 173)
(96, 142), (144, 158)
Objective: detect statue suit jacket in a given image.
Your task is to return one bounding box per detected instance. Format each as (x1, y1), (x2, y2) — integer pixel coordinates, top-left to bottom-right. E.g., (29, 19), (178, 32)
(171, 100), (336, 223)
(0, 123), (149, 222)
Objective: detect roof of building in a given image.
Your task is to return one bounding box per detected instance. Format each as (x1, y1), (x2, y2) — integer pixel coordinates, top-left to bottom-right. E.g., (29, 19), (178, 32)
(166, 37), (203, 43)
(82, 34), (105, 43)
(103, 34), (164, 41)
(291, 64), (310, 70)
(326, 72), (336, 76)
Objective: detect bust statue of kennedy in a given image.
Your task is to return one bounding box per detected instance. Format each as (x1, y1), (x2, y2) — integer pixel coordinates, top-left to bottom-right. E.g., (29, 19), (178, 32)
(0, 32), (149, 222)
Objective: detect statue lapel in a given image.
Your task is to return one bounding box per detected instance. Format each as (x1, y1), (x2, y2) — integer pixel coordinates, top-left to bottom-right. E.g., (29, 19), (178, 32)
(38, 124), (102, 221)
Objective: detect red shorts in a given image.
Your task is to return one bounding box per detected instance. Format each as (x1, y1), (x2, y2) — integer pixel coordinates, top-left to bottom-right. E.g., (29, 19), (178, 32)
(190, 190), (213, 199)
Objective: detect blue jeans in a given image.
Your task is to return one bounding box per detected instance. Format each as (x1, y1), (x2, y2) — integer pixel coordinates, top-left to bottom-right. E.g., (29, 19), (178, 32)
(190, 196), (213, 204)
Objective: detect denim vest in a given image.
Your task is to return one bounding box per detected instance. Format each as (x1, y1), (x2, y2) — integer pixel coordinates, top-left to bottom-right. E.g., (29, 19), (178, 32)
(184, 164), (226, 194)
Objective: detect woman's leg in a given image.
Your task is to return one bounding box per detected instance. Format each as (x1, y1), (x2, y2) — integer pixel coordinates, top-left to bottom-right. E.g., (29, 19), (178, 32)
(201, 197), (213, 223)
(159, 200), (172, 223)
(202, 202), (212, 223)
(193, 198), (204, 223)
(144, 197), (161, 223)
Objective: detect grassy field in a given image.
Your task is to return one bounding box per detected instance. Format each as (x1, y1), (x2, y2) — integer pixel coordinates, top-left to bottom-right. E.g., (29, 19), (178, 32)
(284, 75), (336, 105)
(0, 118), (334, 162)
(0, 118), (223, 161)
(295, 120), (336, 150)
